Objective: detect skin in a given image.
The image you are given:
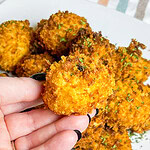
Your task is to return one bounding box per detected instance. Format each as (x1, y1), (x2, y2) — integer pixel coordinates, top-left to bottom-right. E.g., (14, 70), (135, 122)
(0, 77), (96, 150)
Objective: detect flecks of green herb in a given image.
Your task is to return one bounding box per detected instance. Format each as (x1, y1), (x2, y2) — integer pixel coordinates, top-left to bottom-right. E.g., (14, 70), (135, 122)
(66, 28), (72, 32)
(79, 58), (84, 63)
(121, 56), (127, 62)
(73, 24), (77, 26)
(22, 26), (25, 30)
(114, 110), (118, 113)
(70, 73), (74, 76)
(134, 54), (139, 59)
(73, 33), (76, 36)
(123, 48), (127, 53)
(136, 106), (141, 109)
(144, 66), (148, 69)
(136, 80), (139, 84)
(105, 105), (110, 112)
(112, 145), (117, 149)
(141, 101), (144, 104)
(80, 20), (86, 25)
(97, 53), (99, 56)
(58, 23), (63, 29)
(60, 37), (67, 42)
(119, 139), (122, 142)
(100, 37), (103, 41)
(101, 137), (106, 143)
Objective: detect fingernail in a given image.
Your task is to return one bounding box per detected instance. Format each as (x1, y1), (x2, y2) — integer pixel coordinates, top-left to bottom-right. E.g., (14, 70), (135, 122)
(95, 108), (99, 116)
(74, 130), (82, 141)
(87, 114), (91, 123)
(30, 73), (46, 81)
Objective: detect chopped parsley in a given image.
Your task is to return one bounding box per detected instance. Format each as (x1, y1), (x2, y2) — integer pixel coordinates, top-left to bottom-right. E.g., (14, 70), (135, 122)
(58, 23), (63, 29)
(144, 66), (148, 69)
(80, 20), (86, 25)
(60, 37), (67, 42)
(22, 26), (25, 30)
(136, 106), (141, 109)
(79, 58), (84, 63)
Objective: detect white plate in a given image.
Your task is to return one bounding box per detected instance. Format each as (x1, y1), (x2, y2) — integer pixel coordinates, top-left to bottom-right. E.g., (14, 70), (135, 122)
(0, 0), (150, 149)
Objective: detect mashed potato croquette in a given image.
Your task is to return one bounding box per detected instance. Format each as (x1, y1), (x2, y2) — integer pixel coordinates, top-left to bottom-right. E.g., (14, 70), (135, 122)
(36, 11), (91, 56)
(114, 40), (150, 82)
(75, 115), (132, 150)
(43, 53), (115, 115)
(104, 79), (150, 133)
(15, 52), (54, 77)
(0, 20), (31, 71)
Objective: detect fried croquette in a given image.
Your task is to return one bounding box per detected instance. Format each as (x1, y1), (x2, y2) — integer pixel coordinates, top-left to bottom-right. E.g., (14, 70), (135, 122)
(74, 115), (132, 150)
(0, 73), (8, 77)
(35, 11), (91, 56)
(69, 29), (117, 74)
(114, 39), (150, 82)
(15, 52), (54, 77)
(104, 79), (150, 133)
(0, 20), (31, 71)
(43, 53), (115, 115)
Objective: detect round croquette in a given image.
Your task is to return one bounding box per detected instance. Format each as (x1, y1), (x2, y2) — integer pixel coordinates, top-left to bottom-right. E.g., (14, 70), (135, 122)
(42, 53), (115, 115)
(36, 11), (92, 56)
(0, 20), (32, 71)
(15, 52), (54, 77)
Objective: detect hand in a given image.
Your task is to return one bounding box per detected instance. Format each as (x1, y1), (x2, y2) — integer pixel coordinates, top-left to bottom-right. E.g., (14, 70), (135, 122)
(0, 77), (97, 150)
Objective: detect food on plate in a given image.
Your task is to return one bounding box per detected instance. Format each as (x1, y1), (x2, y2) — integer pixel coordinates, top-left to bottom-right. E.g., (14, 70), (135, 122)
(35, 11), (91, 56)
(42, 53), (115, 115)
(15, 52), (54, 77)
(0, 11), (150, 149)
(104, 79), (150, 133)
(0, 20), (32, 71)
(74, 115), (132, 150)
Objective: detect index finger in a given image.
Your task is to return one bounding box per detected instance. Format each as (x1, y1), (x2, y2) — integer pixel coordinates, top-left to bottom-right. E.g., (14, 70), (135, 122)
(0, 77), (43, 106)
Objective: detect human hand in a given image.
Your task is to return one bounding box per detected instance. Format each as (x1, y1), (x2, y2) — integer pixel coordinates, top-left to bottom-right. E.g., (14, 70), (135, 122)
(0, 77), (97, 150)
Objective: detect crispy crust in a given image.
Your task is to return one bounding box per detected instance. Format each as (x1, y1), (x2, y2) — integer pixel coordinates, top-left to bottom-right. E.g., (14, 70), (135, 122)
(43, 53), (115, 115)
(74, 115), (132, 150)
(35, 11), (92, 56)
(104, 80), (150, 133)
(0, 20), (31, 71)
(15, 52), (54, 77)
(114, 40), (150, 82)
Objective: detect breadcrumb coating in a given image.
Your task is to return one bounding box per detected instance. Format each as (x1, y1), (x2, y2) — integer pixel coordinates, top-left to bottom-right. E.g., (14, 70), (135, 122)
(36, 11), (91, 56)
(104, 79), (150, 133)
(74, 115), (131, 150)
(69, 29), (117, 74)
(114, 39), (150, 82)
(43, 53), (115, 115)
(0, 20), (31, 71)
(15, 52), (54, 77)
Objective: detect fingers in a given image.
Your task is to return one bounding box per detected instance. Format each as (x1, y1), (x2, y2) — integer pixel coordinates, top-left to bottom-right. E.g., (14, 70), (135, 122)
(5, 109), (62, 141)
(0, 110), (12, 150)
(15, 110), (97, 149)
(31, 130), (79, 150)
(0, 77), (42, 106)
(1, 98), (43, 115)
